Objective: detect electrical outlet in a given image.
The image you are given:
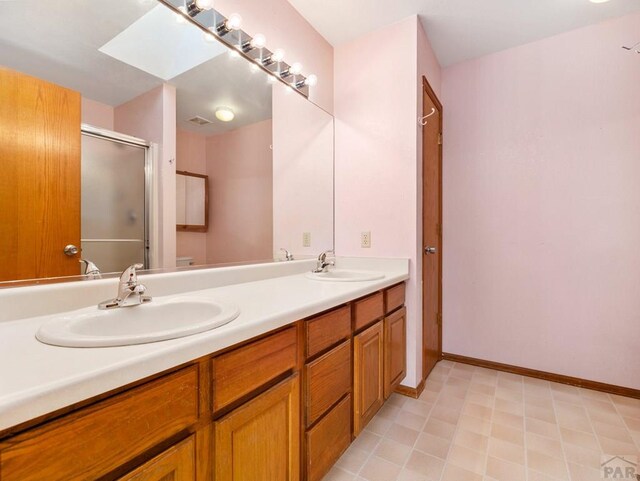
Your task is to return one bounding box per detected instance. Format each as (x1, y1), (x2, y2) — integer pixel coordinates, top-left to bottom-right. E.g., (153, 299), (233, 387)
(303, 232), (311, 247)
(361, 231), (371, 248)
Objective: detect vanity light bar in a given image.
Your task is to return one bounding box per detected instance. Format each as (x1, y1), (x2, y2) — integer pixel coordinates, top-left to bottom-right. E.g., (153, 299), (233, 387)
(172, 0), (314, 97)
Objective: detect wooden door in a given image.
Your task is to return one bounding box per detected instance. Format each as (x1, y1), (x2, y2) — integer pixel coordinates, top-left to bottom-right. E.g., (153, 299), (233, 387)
(0, 67), (81, 282)
(214, 375), (300, 481)
(421, 76), (443, 379)
(384, 307), (406, 399)
(119, 436), (195, 481)
(353, 321), (384, 436)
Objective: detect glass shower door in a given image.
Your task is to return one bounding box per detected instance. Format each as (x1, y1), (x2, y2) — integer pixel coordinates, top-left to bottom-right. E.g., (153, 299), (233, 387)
(81, 133), (147, 275)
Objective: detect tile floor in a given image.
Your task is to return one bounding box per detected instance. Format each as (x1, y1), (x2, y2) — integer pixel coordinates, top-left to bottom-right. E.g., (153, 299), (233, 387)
(322, 360), (640, 481)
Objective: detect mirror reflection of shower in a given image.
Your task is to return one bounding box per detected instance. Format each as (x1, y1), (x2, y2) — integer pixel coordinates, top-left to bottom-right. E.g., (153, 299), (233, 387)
(81, 126), (151, 275)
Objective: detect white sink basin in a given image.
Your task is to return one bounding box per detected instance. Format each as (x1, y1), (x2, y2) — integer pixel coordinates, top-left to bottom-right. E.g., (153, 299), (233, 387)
(36, 297), (240, 348)
(305, 269), (385, 282)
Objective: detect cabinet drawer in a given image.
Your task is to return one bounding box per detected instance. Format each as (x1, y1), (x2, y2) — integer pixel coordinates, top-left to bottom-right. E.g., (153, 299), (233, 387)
(306, 394), (352, 481)
(305, 340), (351, 426)
(353, 292), (384, 331)
(384, 283), (405, 314)
(0, 366), (198, 481)
(305, 305), (351, 358)
(212, 327), (297, 411)
(119, 435), (195, 481)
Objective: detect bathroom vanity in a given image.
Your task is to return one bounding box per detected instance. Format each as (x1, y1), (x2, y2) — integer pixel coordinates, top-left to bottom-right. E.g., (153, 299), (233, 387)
(0, 258), (408, 481)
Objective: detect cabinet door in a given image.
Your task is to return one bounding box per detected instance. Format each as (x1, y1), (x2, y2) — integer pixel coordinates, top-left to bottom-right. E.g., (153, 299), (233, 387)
(384, 307), (407, 399)
(214, 374), (300, 481)
(119, 436), (195, 481)
(353, 321), (384, 436)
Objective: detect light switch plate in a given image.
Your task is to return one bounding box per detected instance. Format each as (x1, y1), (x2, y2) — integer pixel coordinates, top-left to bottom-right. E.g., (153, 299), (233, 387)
(303, 232), (311, 247)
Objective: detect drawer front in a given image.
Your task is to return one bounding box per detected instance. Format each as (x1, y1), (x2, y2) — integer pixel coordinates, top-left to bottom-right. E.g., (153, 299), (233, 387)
(306, 394), (352, 481)
(305, 340), (351, 426)
(384, 283), (405, 314)
(305, 305), (351, 358)
(212, 327), (297, 411)
(0, 366), (199, 481)
(119, 435), (195, 481)
(353, 291), (384, 332)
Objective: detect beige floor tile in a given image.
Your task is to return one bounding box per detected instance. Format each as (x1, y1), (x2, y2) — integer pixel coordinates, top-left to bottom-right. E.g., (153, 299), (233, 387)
(464, 402), (493, 420)
(459, 413), (493, 436)
(418, 389), (440, 403)
(322, 466), (358, 481)
(430, 404), (462, 425)
(494, 398), (523, 416)
(597, 435), (637, 455)
(402, 399), (433, 417)
(491, 422), (525, 446)
(527, 469), (564, 481)
(559, 426), (600, 450)
(448, 443), (487, 474)
(526, 416), (561, 440)
(454, 428), (490, 453)
(394, 409), (427, 431)
(495, 387), (524, 403)
(352, 430), (383, 453)
(377, 404), (402, 421)
(373, 438), (412, 466)
(592, 421), (635, 444)
(525, 403), (557, 424)
(467, 391), (495, 408)
(404, 450), (445, 481)
(469, 382), (496, 396)
(578, 388), (611, 402)
(492, 410), (524, 430)
(423, 418), (457, 441)
(441, 463), (484, 481)
(395, 469), (430, 481)
(562, 443), (603, 470)
(487, 437), (525, 465)
(387, 393), (408, 408)
(414, 432), (452, 459)
(385, 423), (420, 447)
(526, 431), (564, 460)
(567, 462), (604, 481)
(555, 403), (593, 433)
(336, 446), (370, 474)
(587, 407), (626, 427)
(527, 450), (570, 480)
(358, 456), (402, 481)
(525, 394), (554, 409)
(485, 455), (526, 481)
(366, 416), (394, 436)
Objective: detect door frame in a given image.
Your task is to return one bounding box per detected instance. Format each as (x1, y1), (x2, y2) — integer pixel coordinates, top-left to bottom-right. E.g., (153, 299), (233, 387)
(421, 76), (443, 381)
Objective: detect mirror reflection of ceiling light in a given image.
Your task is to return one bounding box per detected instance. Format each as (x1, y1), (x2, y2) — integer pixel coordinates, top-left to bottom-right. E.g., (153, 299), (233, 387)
(176, 6), (187, 23)
(289, 62), (303, 75)
(305, 74), (318, 86)
(215, 107), (235, 122)
(271, 49), (285, 62)
(589, 0), (610, 3)
(195, 0), (214, 10)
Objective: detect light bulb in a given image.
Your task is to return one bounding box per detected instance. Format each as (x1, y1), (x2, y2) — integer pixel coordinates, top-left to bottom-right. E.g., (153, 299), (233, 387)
(215, 107), (235, 122)
(195, 0), (214, 10)
(271, 48), (285, 62)
(290, 62), (303, 75)
(250, 34), (266, 49)
(267, 75), (277, 83)
(176, 6), (187, 23)
(305, 74), (318, 87)
(226, 13), (242, 30)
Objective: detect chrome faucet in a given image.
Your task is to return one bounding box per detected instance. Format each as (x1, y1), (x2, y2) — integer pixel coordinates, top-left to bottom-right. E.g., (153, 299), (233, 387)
(280, 248), (294, 261)
(98, 263), (152, 310)
(79, 259), (101, 279)
(313, 250), (335, 273)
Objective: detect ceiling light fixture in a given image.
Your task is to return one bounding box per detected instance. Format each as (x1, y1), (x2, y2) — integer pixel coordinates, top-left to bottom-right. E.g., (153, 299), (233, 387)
(216, 13), (242, 36)
(187, 0), (214, 17)
(215, 107), (235, 122)
(589, 0), (611, 3)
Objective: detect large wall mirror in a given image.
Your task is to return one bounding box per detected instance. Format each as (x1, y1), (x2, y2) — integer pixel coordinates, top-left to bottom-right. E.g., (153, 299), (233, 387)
(0, 0), (334, 284)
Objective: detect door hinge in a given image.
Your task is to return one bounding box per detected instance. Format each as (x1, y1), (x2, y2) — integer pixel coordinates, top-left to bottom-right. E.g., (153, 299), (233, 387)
(436, 223), (442, 237)
(438, 132), (443, 145)
(437, 313), (442, 325)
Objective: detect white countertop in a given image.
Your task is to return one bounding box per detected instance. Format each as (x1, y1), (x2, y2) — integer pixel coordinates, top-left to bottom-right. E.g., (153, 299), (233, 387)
(0, 257), (409, 432)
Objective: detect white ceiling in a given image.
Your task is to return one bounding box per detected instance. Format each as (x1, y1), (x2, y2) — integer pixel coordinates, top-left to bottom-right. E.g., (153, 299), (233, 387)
(0, 0), (273, 135)
(286, 0), (640, 66)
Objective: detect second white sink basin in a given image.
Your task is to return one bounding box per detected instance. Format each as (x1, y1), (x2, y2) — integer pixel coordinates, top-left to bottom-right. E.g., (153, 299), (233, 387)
(36, 297), (240, 348)
(305, 269), (385, 282)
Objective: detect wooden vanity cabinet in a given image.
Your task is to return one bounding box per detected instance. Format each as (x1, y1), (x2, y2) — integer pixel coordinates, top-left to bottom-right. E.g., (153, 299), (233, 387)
(384, 306), (407, 399)
(353, 320), (385, 436)
(118, 436), (196, 481)
(214, 374), (301, 481)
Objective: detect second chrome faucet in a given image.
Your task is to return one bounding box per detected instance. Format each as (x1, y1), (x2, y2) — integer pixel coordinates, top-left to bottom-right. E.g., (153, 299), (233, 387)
(313, 250), (335, 273)
(98, 263), (152, 310)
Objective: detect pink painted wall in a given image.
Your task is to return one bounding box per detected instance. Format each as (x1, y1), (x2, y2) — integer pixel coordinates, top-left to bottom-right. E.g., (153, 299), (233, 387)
(115, 84), (177, 269)
(215, 0), (333, 113)
(81, 98), (114, 130)
(272, 83), (334, 258)
(176, 129), (208, 266)
(442, 12), (640, 389)
(335, 16), (442, 388)
(205, 120), (273, 264)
